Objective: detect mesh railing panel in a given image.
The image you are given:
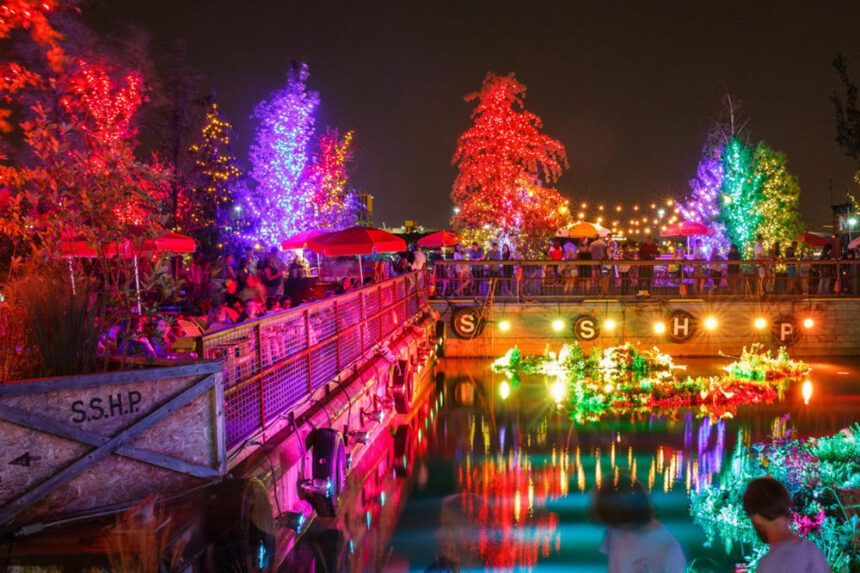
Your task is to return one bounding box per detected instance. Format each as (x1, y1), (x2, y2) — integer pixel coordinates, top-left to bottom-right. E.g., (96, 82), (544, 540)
(310, 340), (339, 391)
(200, 272), (428, 449)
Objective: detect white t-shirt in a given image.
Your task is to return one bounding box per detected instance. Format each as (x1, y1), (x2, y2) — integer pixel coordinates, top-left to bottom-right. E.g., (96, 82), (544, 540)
(411, 250), (427, 271)
(757, 537), (830, 573)
(600, 522), (686, 573)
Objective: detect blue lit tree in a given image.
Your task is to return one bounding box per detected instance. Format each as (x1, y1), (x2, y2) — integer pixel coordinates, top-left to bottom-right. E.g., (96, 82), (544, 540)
(246, 62), (319, 244)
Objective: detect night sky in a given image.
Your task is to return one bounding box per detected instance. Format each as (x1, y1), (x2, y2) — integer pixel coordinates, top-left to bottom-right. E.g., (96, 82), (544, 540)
(90, 1), (860, 230)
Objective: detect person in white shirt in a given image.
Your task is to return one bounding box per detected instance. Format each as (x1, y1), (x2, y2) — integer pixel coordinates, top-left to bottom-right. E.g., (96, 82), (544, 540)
(743, 477), (829, 573)
(593, 479), (686, 573)
(410, 245), (427, 271)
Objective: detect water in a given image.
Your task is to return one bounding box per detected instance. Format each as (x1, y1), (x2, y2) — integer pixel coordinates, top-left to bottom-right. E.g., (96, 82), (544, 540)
(284, 357), (860, 572)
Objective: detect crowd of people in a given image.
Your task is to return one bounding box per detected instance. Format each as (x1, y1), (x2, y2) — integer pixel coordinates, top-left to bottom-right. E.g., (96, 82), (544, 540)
(433, 233), (860, 297)
(99, 244), (431, 360)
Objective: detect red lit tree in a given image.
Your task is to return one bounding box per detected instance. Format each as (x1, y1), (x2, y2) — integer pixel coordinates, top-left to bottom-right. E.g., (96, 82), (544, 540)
(451, 73), (570, 256)
(306, 128), (359, 230)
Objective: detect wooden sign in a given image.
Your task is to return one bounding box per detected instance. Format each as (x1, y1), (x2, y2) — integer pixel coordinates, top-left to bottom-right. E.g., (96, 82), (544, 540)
(773, 317), (800, 346)
(574, 315), (600, 341)
(450, 307), (483, 339)
(0, 362), (225, 527)
(668, 310), (696, 343)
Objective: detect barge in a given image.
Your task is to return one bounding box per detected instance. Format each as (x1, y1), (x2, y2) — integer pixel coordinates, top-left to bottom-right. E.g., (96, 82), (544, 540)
(0, 271), (438, 571)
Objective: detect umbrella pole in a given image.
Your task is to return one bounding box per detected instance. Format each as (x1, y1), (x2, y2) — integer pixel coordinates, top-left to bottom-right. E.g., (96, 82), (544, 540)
(133, 255), (142, 314)
(358, 254), (364, 285)
(68, 258), (76, 296)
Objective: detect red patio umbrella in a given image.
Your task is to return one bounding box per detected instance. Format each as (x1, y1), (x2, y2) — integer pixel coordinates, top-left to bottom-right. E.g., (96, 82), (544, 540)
(307, 226), (406, 283)
(140, 232), (196, 254)
(281, 229), (328, 250)
(660, 220), (714, 237)
(799, 232), (831, 248)
(417, 230), (461, 248)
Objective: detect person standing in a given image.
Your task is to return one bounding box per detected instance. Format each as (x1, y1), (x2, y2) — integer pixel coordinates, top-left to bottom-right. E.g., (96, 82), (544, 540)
(260, 250), (285, 300)
(562, 240), (578, 295)
(785, 241), (798, 294)
(742, 478), (829, 573)
(753, 234), (766, 295)
(410, 244), (427, 272)
(589, 234), (607, 294)
(501, 243), (515, 296)
(637, 236), (660, 293)
(486, 241), (503, 295)
(468, 242), (484, 295)
(817, 243), (834, 295)
(594, 480), (686, 573)
(727, 244), (742, 294)
(452, 244), (470, 295)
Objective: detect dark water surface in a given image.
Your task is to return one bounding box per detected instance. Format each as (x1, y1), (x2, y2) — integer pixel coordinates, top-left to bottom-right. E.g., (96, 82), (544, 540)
(285, 357), (860, 572)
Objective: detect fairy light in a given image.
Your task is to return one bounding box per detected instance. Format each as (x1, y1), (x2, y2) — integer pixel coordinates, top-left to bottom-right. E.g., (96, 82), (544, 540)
(246, 62), (320, 244)
(450, 73), (568, 257)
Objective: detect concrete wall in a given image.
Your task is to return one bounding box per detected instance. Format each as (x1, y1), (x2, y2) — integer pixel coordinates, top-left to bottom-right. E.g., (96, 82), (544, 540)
(435, 298), (860, 358)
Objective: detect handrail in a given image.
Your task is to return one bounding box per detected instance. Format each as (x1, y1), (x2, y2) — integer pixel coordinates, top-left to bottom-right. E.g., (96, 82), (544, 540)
(429, 259), (860, 300)
(197, 271), (429, 448)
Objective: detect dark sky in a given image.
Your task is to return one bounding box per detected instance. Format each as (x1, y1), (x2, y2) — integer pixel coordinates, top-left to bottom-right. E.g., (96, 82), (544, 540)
(89, 0), (860, 229)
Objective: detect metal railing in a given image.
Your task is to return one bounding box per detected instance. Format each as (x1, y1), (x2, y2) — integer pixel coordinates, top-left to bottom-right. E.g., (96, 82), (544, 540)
(430, 259), (860, 300)
(198, 271), (428, 448)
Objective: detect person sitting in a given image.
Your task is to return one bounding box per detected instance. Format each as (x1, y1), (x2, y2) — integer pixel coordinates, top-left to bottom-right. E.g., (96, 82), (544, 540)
(118, 318), (157, 358)
(279, 295), (292, 310)
(266, 297), (282, 312)
(206, 304), (233, 333)
(238, 300), (264, 323)
(238, 275), (266, 305)
(335, 276), (354, 294)
(742, 477), (829, 573)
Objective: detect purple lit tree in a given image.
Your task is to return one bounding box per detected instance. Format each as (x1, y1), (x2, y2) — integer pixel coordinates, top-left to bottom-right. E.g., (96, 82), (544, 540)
(680, 145), (730, 255)
(246, 62), (319, 245)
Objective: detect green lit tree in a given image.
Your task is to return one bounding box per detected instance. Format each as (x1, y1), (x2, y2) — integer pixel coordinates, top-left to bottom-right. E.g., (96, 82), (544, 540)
(719, 136), (763, 255)
(753, 144), (805, 249)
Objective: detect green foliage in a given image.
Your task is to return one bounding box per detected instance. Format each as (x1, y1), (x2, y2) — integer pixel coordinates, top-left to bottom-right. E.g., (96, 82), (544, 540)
(753, 144), (806, 249)
(719, 137), (764, 254)
(493, 343), (810, 423)
(690, 424), (860, 571)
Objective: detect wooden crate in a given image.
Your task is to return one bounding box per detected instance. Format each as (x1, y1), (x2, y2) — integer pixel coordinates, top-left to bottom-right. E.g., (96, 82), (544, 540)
(0, 361), (225, 528)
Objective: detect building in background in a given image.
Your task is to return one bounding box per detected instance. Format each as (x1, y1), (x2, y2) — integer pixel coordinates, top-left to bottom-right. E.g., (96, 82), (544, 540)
(358, 193), (374, 226)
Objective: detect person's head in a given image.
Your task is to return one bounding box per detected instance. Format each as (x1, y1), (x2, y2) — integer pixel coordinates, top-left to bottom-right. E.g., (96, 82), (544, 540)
(231, 299), (244, 314)
(503, 244), (511, 254)
(743, 477), (793, 543)
(729, 244), (739, 252)
(270, 246), (279, 257)
(225, 279), (237, 294)
(223, 254), (234, 265)
(247, 275), (261, 288)
(238, 257), (249, 271)
(645, 235), (654, 244)
(266, 297), (281, 311)
(244, 300), (262, 319)
(756, 234), (763, 242)
(454, 244), (462, 253)
(791, 241), (798, 249)
(279, 296), (292, 309)
(695, 239), (702, 247)
(470, 242), (479, 250)
(592, 479), (654, 529)
(209, 304), (229, 324)
(491, 241), (498, 250)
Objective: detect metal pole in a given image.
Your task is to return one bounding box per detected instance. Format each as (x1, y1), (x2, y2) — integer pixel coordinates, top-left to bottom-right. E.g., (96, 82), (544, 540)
(133, 255), (142, 314)
(358, 254), (364, 284)
(68, 258), (76, 296)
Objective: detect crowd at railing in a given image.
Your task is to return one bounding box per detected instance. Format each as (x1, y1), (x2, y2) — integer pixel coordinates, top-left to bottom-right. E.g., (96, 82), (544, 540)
(427, 237), (860, 299)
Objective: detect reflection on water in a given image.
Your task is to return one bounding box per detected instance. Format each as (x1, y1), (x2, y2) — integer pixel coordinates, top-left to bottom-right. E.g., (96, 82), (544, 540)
(284, 358), (860, 572)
